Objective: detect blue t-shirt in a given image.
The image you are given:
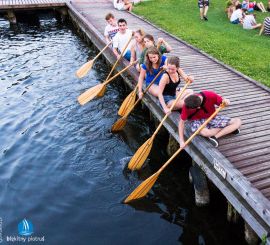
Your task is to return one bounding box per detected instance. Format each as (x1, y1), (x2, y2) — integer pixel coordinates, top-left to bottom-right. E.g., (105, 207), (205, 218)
(141, 55), (166, 86)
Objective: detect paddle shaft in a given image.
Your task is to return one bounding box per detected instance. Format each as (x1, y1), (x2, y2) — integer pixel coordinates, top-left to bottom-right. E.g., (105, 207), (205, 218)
(123, 69), (164, 118)
(92, 40), (112, 63)
(103, 60), (138, 86)
(152, 81), (191, 138)
(157, 103), (225, 175)
(105, 35), (133, 81)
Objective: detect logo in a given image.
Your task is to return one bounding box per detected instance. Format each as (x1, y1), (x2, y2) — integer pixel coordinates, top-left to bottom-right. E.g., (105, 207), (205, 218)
(18, 219), (33, 236)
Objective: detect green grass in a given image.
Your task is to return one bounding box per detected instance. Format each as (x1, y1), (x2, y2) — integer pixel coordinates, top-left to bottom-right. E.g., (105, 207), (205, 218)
(134, 0), (270, 87)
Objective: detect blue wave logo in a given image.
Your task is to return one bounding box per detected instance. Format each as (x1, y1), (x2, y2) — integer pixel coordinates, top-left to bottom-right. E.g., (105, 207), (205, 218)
(18, 219), (34, 236)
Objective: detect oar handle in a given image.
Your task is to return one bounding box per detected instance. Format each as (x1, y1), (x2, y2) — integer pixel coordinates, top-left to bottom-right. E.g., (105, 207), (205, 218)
(152, 80), (192, 137)
(104, 59), (139, 86)
(105, 35), (133, 81)
(157, 102), (226, 174)
(124, 69), (164, 117)
(93, 40), (113, 62)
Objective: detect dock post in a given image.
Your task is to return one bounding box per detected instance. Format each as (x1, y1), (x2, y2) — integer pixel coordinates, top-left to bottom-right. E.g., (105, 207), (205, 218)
(227, 202), (239, 223)
(189, 161), (210, 206)
(7, 10), (16, 24)
(244, 222), (259, 245)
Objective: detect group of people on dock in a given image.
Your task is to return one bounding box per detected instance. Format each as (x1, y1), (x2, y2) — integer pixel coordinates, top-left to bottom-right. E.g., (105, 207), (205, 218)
(226, 0), (270, 35)
(104, 13), (241, 147)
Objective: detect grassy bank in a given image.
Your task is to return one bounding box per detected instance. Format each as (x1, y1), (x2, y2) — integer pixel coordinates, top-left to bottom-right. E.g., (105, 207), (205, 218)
(134, 0), (270, 86)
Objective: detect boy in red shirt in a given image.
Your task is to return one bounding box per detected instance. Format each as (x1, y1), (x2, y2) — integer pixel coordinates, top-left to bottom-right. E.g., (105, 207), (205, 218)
(178, 91), (241, 147)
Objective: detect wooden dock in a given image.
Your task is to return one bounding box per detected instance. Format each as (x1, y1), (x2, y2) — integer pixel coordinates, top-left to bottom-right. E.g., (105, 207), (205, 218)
(1, 0), (270, 242)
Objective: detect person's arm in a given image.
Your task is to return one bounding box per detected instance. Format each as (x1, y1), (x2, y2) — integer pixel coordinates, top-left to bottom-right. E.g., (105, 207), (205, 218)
(158, 74), (170, 114)
(138, 67), (146, 99)
(178, 68), (194, 83)
(259, 23), (265, 35)
(178, 119), (186, 148)
(130, 41), (135, 64)
(112, 35), (120, 59)
(157, 38), (172, 52)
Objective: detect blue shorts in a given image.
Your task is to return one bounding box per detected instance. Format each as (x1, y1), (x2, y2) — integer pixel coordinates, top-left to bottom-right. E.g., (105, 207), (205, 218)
(163, 95), (176, 104)
(123, 50), (131, 61)
(231, 19), (240, 24)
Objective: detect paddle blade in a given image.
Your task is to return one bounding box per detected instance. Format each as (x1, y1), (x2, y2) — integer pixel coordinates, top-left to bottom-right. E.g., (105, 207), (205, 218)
(76, 60), (94, 78)
(111, 117), (127, 132)
(118, 90), (137, 116)
(77, 84), (104, 105)
(128, 138), (154, 170)
(124, 172), (159, 203)
(97, 85), (107, 97)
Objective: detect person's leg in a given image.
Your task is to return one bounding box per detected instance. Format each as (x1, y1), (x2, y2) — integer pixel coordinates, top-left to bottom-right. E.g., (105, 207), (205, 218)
(199, 8), (204, 19)
(203, 6), (209, 19)
(215, 118), (242, 139)
(148, 84), (159, 97)
(252, 23), (262, 29)
(198, 0), (204, 19)
(200, 127), (223, 137)
(259, 2), (267, 12)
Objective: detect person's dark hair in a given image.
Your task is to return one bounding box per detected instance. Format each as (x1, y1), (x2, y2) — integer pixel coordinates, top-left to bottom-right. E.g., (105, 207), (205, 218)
(118, 18), (127, 25)
(145, 46), (161, 74)
(105, 13), (114, 21)
(143, 34), (155, 45)
(236, 3), (242, 9)
(167, 56), (180, 68)
(184, 94), (201, 109)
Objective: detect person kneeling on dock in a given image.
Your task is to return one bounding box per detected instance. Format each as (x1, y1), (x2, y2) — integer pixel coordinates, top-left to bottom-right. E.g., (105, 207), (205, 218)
(158, 56), (193, 114)
(178, 91), (242, 147)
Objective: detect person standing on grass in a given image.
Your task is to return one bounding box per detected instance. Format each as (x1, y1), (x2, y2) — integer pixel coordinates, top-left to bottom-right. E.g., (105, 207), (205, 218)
(259, 17), (270, 35)
(243, 13), (262, 29)
(113, 0), (133, 12)
(198, 0), (210, 20)
(138, 46), (167, 99)
(112, 19), (133, 61)
(158, 56), (194, 114)
(104, 13), (119, 44)
(178, 91), (242, 148)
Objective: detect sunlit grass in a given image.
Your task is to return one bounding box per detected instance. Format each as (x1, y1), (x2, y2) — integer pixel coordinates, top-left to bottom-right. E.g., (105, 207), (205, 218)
(134, 0), (270, 86)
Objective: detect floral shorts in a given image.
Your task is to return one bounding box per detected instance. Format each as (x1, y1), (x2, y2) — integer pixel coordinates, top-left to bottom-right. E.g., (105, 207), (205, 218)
(189, 115), (231, 132)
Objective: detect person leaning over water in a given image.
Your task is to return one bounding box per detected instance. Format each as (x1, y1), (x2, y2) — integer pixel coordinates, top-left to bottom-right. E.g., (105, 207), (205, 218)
(178, 91), (242, 148)
(130, 29), (145, 72)
(112, 18), (133, 61)
(158, 56), (194, 114)
(138, 46), (166, 99)
(139, 34), (172, 66)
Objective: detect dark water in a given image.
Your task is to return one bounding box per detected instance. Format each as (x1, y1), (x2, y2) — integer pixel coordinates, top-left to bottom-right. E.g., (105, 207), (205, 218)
(0, 14), (247, 244)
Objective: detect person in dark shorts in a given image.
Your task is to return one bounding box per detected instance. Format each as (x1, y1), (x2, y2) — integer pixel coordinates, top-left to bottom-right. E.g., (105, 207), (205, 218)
(198, 0), (210, 20)
(178, 91), (242, 147)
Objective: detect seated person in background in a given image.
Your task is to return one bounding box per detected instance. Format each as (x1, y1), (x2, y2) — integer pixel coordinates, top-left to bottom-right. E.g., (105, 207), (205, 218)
(104, 13), (119, 44)
(130, 29), (145, 71)
(225, 0), (240, 19)
(242, 0), (267, 12)
(158, 56), (193, 114)
(243, 13), (262, 29)
(138, 46), (167, 99)
(140, 34), (172, 66)
(178, 91), (242, 148)
(259, 17), (270, 35)
(230, 4), (244, 24)
(113, 0), (133, 12)
(112, 19), (133, 61)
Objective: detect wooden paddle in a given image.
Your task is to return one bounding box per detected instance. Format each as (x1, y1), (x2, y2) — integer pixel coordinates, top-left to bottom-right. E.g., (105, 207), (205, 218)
(111, 69), (164, 132)
(76, 40), (112, 79)
(128, 80), (192, 171)
(78, 60), (138, 105)
(124, 102), (226, 203)
(96, 35), (133, 98)
(118, 84), (138, 116)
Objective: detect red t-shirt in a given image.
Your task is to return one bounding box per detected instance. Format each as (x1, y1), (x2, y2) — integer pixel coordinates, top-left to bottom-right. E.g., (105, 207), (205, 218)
(181, 91), (223, 121)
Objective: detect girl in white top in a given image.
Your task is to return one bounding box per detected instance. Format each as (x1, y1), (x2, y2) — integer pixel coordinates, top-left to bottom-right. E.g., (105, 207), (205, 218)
(243, 14), (262, 29)
(130, 29), (145, 71)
